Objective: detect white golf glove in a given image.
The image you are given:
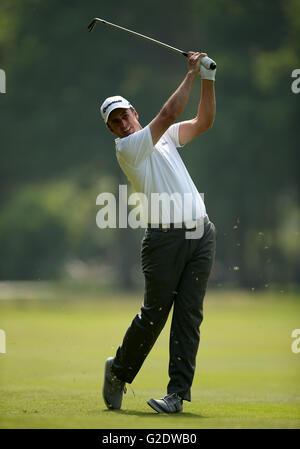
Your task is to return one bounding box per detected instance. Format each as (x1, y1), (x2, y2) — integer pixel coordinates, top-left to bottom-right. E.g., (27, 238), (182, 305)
(200, 63), (216, 81)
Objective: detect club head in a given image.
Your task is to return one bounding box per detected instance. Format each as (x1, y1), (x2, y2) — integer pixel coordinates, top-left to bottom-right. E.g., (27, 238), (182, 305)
(88, 19), (97, 32)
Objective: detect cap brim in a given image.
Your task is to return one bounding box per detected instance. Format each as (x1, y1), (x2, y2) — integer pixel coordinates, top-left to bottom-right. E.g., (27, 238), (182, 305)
(105, 105), (130, 123)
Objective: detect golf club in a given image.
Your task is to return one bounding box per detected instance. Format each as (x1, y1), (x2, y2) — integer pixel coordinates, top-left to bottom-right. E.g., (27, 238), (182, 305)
(88, 17), (216, 70)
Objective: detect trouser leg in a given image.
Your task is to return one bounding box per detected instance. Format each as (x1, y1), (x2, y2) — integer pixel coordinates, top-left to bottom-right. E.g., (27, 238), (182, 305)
(112, 301), (173, 383)
(112, 229), (187, 383)
(167, 221), (217, 401)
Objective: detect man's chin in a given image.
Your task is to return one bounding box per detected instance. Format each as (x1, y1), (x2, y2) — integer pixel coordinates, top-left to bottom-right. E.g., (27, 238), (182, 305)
(123, 129), (135, 137)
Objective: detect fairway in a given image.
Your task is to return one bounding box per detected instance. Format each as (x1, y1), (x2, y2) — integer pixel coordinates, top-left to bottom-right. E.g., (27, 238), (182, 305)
(0, 283), (299, 429)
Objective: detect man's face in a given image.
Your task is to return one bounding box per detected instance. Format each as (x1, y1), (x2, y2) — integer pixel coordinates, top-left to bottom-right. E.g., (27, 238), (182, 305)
(107, 108), (141, 138)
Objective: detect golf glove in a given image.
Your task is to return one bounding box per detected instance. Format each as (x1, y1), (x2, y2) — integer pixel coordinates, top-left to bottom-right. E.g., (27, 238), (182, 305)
(200, 64), (216, 81)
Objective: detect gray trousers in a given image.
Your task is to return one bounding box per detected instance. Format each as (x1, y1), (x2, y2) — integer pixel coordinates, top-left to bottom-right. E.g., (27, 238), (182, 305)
(112, 218), (217, 401)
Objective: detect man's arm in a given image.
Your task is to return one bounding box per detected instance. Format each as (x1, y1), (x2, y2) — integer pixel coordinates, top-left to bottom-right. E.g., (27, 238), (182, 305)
(149, 52), (206, 146)
(179, 68), (216, 146)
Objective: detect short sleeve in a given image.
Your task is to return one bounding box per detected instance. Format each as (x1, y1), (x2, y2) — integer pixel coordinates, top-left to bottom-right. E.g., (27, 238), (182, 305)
(115, 125), (154, 167)
(165, 123), (184, 148)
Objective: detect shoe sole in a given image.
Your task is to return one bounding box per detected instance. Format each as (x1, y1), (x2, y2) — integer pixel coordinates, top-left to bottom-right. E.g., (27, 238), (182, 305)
(147, 398), (182, 414)
(147, 398), (167, 413)
(102, 357), (121, 410)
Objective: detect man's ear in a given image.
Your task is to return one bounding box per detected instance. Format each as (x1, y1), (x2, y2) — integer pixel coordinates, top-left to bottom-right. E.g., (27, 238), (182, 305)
(133, 109), (139, 121)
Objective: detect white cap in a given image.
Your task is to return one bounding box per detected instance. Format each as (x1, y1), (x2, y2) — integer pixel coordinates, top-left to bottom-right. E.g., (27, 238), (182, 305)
(100, 95), (133, 123)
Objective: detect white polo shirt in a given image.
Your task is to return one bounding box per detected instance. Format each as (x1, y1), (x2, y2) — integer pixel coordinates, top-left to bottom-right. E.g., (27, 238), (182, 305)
(115, 123), (206, 225)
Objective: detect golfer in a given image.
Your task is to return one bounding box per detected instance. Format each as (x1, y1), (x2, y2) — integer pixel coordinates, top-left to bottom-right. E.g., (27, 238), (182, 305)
(100, 52), (217, 413)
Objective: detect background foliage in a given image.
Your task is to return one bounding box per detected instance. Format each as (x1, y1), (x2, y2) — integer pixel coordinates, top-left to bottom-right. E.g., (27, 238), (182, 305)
(0, 0), (299, 289)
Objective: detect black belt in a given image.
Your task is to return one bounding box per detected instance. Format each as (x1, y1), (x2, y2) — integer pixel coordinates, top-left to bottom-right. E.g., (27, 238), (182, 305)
(147, 215), (209, 231)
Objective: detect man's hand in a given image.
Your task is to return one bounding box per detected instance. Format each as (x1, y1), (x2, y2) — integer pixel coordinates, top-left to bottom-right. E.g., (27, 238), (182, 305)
(200, 64), (217, 81)
(187, 52), (207, 77)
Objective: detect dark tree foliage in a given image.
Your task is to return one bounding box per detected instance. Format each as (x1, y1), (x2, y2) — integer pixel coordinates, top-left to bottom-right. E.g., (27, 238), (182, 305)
(0, 0), (299, 288)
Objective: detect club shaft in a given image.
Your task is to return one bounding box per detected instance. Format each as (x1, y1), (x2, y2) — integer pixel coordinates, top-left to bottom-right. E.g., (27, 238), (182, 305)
(91, 18), (187, 56)
(88, 18), (216, 69)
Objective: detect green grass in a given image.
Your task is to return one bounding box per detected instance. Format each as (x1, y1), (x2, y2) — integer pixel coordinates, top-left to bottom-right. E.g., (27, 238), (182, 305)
(0, 283), (299, 429)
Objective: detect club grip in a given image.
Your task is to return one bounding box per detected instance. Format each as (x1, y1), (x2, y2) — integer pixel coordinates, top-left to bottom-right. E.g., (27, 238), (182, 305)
(200, 56), (216, 70)
(182, 53), (216, 70)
